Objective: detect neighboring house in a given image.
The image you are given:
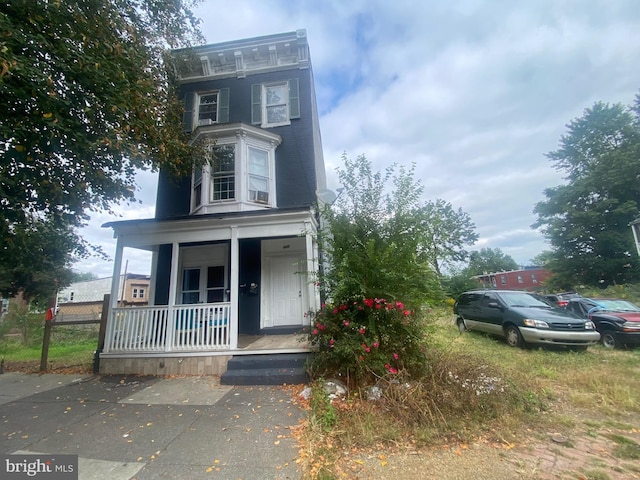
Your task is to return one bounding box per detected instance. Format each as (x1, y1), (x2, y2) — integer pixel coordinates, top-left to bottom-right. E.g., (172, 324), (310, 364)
(474, 266), (551, 291)
(100, 30), (326, 378)
(56, 274), (150, 322)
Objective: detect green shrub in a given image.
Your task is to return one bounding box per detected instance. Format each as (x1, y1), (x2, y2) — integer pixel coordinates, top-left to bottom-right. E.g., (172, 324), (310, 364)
(305, 297), (427, 386)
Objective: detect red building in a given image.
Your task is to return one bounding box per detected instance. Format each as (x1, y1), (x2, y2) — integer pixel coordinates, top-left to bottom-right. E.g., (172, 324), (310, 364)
(474, 267), (551, 291)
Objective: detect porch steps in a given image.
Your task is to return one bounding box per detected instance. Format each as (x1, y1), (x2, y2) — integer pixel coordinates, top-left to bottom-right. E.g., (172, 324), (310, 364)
(220, 353), (311, 385)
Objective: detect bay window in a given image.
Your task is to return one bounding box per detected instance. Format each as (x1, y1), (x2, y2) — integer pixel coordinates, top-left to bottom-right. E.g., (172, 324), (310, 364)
(190, 124), (281, 214)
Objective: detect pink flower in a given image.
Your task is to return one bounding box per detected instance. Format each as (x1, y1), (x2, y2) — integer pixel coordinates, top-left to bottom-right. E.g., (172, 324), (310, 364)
(332, 308), (339, 314)
(403, 310), (410, 316)
(359, 355), (364, 361)
(375, 304), (382, 309)
(388, 367), (398, 374)
(318, 324), (325, 330)
(359, 328), (366, 334)
(329, 339), (335, 345)
(312, 329), (318, 335)
(373, 342), (379, 348)
(393, 352), (399, 360)
(384, 363), (390, 369)
(365, 347), (371, 353)
(343, 320), (350, 327)
(364, 298), (374, 308)
(395, 301), (404, 309)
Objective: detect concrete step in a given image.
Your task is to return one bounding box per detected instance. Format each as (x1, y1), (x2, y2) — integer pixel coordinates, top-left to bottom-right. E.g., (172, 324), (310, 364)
(220, 353), (310, 385)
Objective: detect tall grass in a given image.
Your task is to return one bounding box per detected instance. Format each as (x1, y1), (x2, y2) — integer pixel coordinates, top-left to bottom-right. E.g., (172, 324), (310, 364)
(300, 306), (640, 477)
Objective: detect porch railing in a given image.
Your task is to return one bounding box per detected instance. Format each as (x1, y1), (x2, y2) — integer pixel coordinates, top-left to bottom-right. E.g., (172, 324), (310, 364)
(104, 303), (231, 353)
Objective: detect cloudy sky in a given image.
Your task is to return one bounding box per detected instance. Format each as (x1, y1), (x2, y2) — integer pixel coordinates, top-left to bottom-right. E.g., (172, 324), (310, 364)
(78, 0), (640, 278)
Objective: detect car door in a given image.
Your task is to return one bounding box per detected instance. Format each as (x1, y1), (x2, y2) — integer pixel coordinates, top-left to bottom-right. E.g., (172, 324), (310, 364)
(476, 292), (505, 335)
(456, 292), (483, 330)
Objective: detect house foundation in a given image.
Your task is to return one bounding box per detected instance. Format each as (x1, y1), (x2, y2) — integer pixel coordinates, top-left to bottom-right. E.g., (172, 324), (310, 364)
(99, 354), (231, 376)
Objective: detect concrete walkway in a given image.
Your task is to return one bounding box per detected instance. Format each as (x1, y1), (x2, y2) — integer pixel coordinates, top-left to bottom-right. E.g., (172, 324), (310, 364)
(0, 373), (304, 479)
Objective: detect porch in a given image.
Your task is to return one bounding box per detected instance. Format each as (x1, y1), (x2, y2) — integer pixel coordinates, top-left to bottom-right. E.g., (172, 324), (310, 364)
(103, 302), (309, 354)
(98, 302), (311, 377)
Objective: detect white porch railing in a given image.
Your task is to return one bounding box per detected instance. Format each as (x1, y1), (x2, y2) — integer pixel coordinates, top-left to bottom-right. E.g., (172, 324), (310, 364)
(104, 303), (231, 353)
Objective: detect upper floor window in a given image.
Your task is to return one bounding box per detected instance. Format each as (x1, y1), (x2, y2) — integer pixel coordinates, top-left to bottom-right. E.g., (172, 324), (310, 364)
(252, 78), (300, 128)
(197, 92), (219, 126)
(500, 275), (506, 285)
(211, 145), (235, 201)
(133, 288), (146, 299)
(182, 88), (229, 132)
(531, 274), (537, 284)
(517, 275), (524, 284)
(248, 147), (269, 203)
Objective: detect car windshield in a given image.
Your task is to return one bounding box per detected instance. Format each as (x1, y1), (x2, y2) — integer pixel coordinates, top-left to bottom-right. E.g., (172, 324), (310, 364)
(498, 292), (551, 308)
(591, 299), (640, 312)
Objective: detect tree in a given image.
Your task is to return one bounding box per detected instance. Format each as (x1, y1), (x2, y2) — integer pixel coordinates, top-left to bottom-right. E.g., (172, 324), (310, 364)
(533, 97), (640, 287)
(414, 199), (478, 277)
(0, 0), (202, 300)
(467, 247), (519, 276)
(320, 154), (442, 309)
(0, 219), (75, 303)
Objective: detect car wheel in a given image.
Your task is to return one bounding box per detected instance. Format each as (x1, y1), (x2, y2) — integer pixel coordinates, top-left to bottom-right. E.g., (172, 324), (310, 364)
(504, 325), (524, 348)
(456, 318), (467, 333)
(601, 331), (619, 349)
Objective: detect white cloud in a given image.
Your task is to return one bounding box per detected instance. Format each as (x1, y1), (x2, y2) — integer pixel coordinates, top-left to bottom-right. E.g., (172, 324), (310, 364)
(74, 0), (640, 275)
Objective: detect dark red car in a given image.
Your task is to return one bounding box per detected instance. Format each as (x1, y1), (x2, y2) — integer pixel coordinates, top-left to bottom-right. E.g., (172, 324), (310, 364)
(565, 298), (640, 349)
(543, 292), (581, 308)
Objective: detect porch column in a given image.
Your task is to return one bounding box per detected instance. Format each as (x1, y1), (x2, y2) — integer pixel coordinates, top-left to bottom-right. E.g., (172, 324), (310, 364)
(229, 226), (239, 349)
(165, 241), (181, 351)
(148, 246), (159, 306)
(104, 236), (124, 353)
(305, 222), (319, 314)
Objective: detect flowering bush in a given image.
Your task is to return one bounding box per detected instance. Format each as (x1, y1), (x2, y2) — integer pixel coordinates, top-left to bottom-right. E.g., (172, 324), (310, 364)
(305, 297), (427, 386)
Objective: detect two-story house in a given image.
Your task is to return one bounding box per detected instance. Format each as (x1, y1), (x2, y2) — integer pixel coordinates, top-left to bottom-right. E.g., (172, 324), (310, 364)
(99, 30), (326, 381)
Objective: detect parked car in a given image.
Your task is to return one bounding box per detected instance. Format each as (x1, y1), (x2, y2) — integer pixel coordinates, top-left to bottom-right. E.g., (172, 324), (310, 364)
(543, 292), (581, 308)
(454, 290), (600, 349)
(565, 297), (640, 349)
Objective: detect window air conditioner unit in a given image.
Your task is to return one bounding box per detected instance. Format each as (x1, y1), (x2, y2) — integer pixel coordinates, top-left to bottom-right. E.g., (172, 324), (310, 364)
(198, 118), (215, 126)
(256, 191), (269, 203)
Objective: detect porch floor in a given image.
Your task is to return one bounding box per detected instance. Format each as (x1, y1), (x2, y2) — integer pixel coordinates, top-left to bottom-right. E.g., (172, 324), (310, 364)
(238, 333), (308, 350)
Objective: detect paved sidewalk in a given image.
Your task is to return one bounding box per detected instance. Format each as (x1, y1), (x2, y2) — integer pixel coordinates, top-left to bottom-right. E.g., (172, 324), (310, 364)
(0, 372), (304, 479)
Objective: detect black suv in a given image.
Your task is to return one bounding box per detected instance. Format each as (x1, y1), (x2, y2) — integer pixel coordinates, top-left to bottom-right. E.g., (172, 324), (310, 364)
(454, 290), (600, 349)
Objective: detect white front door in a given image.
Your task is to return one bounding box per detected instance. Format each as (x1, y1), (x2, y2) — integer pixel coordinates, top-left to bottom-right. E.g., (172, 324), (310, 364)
(270, 255), (303, 327)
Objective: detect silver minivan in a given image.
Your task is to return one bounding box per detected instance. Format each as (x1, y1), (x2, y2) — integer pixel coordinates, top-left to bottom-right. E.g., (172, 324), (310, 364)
(454, 290), (600, 349)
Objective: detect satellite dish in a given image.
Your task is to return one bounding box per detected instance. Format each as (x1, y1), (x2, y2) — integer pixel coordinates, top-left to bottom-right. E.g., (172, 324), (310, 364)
(316, 189), (337, 205)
